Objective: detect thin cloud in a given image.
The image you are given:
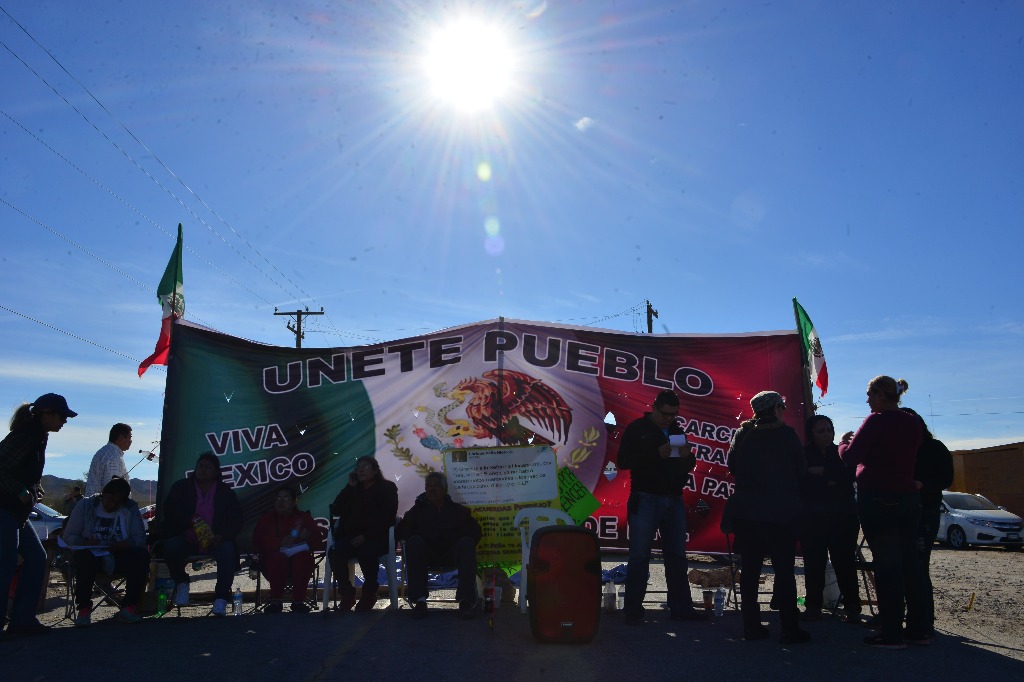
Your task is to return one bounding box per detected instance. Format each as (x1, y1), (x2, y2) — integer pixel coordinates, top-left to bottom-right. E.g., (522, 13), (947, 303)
(0, 361), (164, 392)
(574, 117), (595, 132)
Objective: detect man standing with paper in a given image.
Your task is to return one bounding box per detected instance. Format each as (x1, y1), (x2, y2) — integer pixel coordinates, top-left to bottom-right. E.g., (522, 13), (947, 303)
(618, 390), (707, 625)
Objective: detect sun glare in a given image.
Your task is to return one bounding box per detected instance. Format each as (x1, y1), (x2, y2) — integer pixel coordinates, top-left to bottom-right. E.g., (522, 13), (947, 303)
(424, 18), (515, 113)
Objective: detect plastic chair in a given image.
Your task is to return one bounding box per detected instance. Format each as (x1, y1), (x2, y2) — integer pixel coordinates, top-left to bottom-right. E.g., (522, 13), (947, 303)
(322, 521), (398, 611)
(512, 507), (575, 614)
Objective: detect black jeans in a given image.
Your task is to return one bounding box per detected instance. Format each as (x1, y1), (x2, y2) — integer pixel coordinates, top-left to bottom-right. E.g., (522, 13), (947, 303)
(800, 510), (861, 613)
(916, 503), (941, 633)
(404, 535), (478, 604)
(332, 535), (388, 593)
(732, 517), (800, 634)
(858, 490), (926, 641)
(73, 546), (150, 609)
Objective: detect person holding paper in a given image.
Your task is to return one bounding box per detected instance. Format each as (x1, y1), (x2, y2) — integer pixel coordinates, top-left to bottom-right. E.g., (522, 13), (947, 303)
(63, 476), (149, 626)
(617, 390), (707, 625)
(252, 485), (323, 613)
(397, 472), (482, 619)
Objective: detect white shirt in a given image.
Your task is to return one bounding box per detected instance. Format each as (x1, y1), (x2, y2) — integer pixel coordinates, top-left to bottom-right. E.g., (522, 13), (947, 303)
(85, 442), (129, 497)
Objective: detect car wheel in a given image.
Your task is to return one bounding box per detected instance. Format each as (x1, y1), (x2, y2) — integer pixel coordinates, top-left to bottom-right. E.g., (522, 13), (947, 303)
(947, 525), (968, 550)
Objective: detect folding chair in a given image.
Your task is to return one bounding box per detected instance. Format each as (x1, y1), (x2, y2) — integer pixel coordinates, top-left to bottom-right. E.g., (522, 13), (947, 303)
(512, 507), (575, 614)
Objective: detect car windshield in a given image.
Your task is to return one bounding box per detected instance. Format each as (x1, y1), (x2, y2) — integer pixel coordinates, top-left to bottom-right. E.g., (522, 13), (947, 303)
(34, 503), (61, 516)
(944, 493), (998, 512)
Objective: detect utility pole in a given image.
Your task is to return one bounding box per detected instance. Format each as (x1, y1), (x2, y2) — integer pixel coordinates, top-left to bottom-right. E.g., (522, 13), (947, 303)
(274, 306), (324, 348)
(645, 299), (658, 333)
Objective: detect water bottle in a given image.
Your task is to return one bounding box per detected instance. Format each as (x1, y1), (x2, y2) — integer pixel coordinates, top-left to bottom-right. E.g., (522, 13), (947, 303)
(713, 586), (725, 616)
(603, 581), (617, 613)
(290, 521), (301, 540)
(233, 587), (243, 616)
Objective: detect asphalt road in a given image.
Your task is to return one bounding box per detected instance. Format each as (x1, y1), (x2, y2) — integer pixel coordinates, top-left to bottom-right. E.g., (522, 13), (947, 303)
(4, 577), (1023, 681)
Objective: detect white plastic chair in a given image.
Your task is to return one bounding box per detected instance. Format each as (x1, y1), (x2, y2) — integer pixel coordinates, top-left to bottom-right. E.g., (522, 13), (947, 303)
(321, 523), (398, 611)
(512, 507), (575, 614)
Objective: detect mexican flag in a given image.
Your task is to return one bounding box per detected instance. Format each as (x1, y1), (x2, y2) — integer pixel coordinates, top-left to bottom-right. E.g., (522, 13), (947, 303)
(793, 298), (828, 397)
(138, 224), (185, 376)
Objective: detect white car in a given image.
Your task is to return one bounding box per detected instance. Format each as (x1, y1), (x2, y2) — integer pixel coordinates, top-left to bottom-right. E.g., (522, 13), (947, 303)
(938, 491), (1023, 550)
(29, 503), (67, 543)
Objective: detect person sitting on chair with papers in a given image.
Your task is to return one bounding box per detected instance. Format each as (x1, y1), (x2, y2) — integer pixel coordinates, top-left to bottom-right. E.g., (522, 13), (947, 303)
(252, 485), (323, 613)
(62, 476), (149, 626)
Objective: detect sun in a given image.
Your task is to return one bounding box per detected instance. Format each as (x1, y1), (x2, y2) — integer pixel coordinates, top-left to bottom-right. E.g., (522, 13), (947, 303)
(423, 18), (516, 113)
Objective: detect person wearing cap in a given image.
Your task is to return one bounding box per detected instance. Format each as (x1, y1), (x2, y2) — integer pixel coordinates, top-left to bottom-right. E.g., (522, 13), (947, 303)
(158, 451), (243, 616)
(618, 390), (708, 625)
(0, 393), (77, 639)
(85, 423), (133, 497)
(723, 390), (810, 645)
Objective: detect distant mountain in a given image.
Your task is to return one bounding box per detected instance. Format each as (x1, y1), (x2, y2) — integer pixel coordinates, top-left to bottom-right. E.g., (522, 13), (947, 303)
(42, 474), (158, 508)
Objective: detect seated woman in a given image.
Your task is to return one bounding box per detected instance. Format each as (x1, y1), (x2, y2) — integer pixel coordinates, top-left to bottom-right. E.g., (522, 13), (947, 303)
(62, 476), (150, 626)
(252, 485), (324, 613)
(330, 456), (398, 612)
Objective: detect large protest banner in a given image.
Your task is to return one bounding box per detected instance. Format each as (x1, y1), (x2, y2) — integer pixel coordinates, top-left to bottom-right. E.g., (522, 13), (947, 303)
(156, 318), (807, 554)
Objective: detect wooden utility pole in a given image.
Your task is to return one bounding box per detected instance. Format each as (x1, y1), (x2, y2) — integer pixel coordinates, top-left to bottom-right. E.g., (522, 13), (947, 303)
(274, 306), (324, 348)
(646, 300), (658, 333)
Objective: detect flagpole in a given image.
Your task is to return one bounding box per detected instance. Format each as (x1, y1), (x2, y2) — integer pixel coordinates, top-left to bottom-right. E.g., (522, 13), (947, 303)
(792, 298), (816, 419)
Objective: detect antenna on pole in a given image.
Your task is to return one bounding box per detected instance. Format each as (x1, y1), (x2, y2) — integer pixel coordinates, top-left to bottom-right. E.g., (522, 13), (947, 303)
(645, 300), (659, 334)
(274, 306), (324, 348)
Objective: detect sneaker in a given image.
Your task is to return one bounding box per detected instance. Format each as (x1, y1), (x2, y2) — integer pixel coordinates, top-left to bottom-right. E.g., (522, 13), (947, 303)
(74, 608), (92, 628)
(671, 607), (710, 621)
(290, 601), (311, 613)
(863, 634), (907, 650)
(459, 600), (476, 620)
(264, 601), (283, 614)
(800, 609), (823, 622)
(780, 629), (812, 645)
(173, 582), (190, 607)
(744, 624), (771, 641)
(862, 614), (881, 629)
(212, 598), (228, 617)
(117, 606), (142, 624)
(411, 600), (428, 619)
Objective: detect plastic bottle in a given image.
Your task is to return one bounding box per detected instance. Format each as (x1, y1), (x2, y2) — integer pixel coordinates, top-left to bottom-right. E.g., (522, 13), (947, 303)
(603, 581), (617, 613)
(156, 588), (167, 616)
(290, 520), (301, 539)
(233, 587), (243, 616)
(713, 586), (725, 616)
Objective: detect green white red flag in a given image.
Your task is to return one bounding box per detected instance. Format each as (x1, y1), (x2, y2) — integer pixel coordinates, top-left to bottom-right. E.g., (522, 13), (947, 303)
(139, 224), (184, 376)
(793, 298), (828, 397)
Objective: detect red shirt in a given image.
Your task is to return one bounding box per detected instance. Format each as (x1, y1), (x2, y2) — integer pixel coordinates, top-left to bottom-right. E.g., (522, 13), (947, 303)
(839, 410), (923, 493)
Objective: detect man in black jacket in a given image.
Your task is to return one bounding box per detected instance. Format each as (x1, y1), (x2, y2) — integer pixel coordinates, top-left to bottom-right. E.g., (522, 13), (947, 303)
(159, 451), (243, 616)
(398, 472), (481, 619)
(618, 390), (706, 625)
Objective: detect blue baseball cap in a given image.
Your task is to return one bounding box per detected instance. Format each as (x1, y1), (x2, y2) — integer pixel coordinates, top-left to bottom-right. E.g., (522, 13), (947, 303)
(32, 393), (78, 418)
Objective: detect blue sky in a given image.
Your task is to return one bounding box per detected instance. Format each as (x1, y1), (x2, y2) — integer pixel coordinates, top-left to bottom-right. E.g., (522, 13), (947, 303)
(2, 1), (1022, 482)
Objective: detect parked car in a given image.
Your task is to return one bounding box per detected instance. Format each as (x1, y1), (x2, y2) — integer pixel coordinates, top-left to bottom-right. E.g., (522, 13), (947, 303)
(938, 491), (1023, 550)
(30, 502), (66, 540)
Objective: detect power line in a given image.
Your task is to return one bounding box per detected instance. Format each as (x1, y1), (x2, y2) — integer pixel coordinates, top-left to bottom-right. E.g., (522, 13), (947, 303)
(0, 303), (162, 370)
(0, 12), (347, 340)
